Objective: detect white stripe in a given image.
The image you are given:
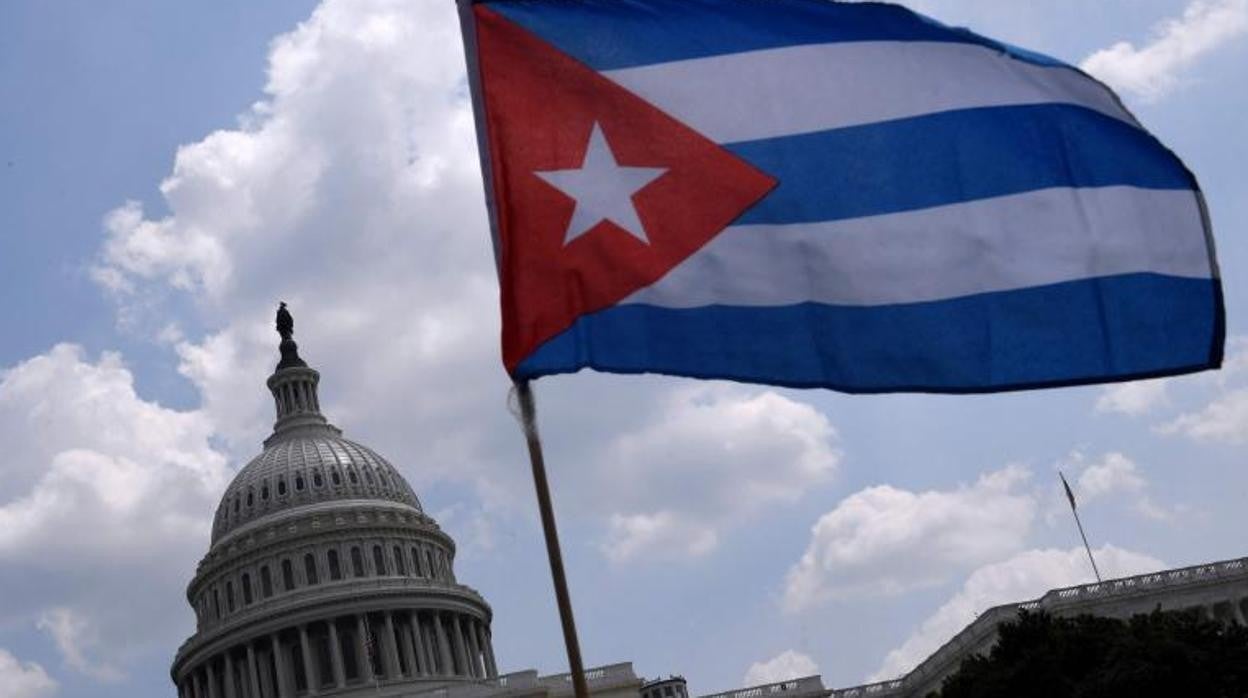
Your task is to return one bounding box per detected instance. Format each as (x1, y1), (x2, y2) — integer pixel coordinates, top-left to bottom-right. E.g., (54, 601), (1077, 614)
(605, 41), (1133, 143)
(623, 187), (1210, 309)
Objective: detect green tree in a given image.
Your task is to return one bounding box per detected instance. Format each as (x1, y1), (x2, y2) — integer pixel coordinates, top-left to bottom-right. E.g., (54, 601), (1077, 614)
(930, 609), (1248, 698)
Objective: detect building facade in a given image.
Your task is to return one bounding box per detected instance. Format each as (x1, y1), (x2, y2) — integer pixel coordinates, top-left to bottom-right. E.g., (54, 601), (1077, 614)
(173, 316), (1248, 698)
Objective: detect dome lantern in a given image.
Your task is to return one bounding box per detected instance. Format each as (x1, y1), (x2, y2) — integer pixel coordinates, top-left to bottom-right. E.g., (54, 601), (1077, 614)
(264, 303), (340, 446)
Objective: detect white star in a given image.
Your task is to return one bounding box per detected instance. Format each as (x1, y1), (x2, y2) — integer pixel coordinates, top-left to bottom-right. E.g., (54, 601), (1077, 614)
(535, 122), (667, 245)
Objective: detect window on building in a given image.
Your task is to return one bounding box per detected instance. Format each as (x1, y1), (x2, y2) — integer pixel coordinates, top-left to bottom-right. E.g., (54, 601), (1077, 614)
(665, 687), (674, 697)
(242, 573), (253, 605)
(332, 469), (342, 486)
(393, 546), (407, 575)
(372, 545), (386, 575)
(304, 553), (319, 585)
(247, 489), (254, 507)
(261, 566), (273, 598)
(351, 547), (366, 577)
(282, 559), (295, 591)
(328, 549), (342, 581)
(226, 581), (235, 612)
(233, 495), (240, 514)
(213, 588), (221, 619)
(277, 477), (287, 496)
(364, 468), (374, 485)
(295, 473), (305, 491)
(426, 550), (436, 579)
(412, 547), (423, 577)
(261, 482), (270, 501)
(313, 470), (323, 488)
(348, 469), (358, 484)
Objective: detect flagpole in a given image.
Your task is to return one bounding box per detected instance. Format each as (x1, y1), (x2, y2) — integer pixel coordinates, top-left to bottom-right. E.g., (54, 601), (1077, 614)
(514, 380), (590, 698)
(1060, 471), (1102, 584)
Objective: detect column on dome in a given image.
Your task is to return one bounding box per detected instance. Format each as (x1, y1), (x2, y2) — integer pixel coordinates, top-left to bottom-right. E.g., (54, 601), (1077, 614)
(383, 612), (401, 678)
(271, 633), (292, 698)
(450, 614), (469, 676)
(246, 642), (260, 698)
(409, 611), (427, 676)
(327, 619), (346, 688)
(484, 626), (498, 679)
(207, 662), (221, 698)
(299, 625), (318, 696)
(398, 614), (418, 677)
(193, 669), (205, 698)
(356, 615), (374, 682)
(433, 613), (454, 676)
(466, 617), (482, 677)
(415, 613), (434, 674)
(224, 651), (238, 698)
(257, 644), (275, 698)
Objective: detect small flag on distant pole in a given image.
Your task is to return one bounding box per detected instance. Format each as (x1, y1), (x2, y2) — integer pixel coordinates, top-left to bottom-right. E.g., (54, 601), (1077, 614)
(1060, 471), (1102, 583)
(1061, 471), (1078, 511)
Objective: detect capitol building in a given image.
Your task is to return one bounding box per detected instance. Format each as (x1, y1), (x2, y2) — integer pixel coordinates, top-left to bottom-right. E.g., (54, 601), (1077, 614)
(172, 319), (1248, 698)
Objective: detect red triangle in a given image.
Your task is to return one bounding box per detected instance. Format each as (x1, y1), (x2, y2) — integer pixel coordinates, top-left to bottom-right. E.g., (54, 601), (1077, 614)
(475, 7), (777, 373)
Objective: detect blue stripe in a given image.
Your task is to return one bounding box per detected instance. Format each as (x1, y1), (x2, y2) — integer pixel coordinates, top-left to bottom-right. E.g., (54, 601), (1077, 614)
(485, 0), (1068, 71)
(516, 274), (1224, 394)
(730, 104), (1194, 225)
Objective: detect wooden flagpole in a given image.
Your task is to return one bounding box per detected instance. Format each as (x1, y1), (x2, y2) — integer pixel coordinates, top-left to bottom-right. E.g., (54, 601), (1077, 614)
(514, 380), (590, 698)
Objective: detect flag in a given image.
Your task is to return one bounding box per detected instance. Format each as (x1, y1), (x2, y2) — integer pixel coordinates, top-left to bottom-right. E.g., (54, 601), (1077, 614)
(459, 0), (1224, 394)
(1061, 472), (1078, 512)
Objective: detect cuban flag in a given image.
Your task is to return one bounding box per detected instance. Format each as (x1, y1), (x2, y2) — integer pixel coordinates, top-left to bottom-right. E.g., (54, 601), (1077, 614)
(459, 0), (1224, 393)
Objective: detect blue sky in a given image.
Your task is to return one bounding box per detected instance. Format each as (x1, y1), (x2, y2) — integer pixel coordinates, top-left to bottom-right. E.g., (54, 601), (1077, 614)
(1, 1), (1246, 696)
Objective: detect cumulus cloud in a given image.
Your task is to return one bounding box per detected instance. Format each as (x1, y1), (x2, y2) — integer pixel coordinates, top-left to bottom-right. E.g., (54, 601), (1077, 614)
(72, 0), (844, 665)
(0, 345), (228, 677)
(742, 650), (819, 687)
(870, 545), (1165, 682)
(1060, 452), (1171, 521)
(1157, 337), (1248, 443)
(1158, 389), (1248, 443)
(1081, 0), (1248, 101)
(783, 467), (1035, 610)
(595, 385), (840, 562)
(0, 648), (57, 698)
(36, 608), (123, 683)
(1095, 378), (1169, 416)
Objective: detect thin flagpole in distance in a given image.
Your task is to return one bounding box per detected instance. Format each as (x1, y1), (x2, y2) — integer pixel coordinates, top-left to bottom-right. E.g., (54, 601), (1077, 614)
(1060, 471), (1102, 583)
(513, 380), (590, 698)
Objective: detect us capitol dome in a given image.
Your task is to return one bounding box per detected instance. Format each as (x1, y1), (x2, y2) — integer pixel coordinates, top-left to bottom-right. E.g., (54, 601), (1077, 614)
(171, 308), (498, 697)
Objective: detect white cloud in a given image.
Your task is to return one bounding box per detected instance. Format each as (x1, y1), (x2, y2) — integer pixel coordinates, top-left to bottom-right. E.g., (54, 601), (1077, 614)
(1081, 0), (1248, 101)
(0, 345), (229, 677)
(0, 648), (57, 698)
(602, 512), (719, 564)
(1074, 452), (1146, 502)
(593, 385), (840, 562)
(36, 608), (123, 683)
(1156, 337), (1248, 443)
(743, 650), (819, 687)
(1095, 378), (1169, 416)
(1158, 388), (1248, 443)
(1060, 452), (1171, 521)
(870, 545), (1165, 682)
(783, 467), (1035, 610)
